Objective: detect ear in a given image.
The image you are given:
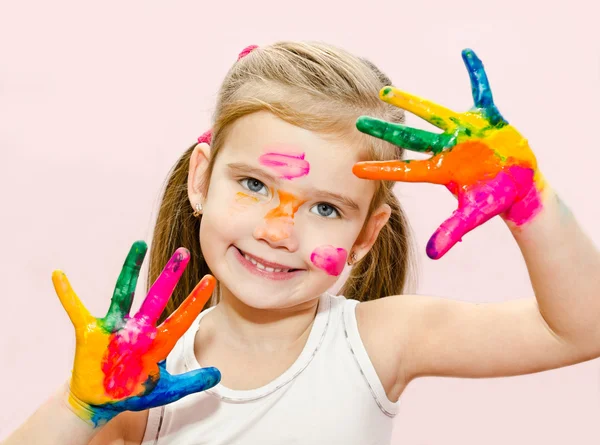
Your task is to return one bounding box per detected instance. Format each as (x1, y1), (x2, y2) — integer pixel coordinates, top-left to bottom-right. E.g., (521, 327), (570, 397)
(351, 203), (391, 262)
(187, 143), (211, 211)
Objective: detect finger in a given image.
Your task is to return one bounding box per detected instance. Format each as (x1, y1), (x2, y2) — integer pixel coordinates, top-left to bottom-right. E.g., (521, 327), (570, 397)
(379, 86), (460, 132)
(461, 49), (507, 126)
(104, 241), (147, 329)
(356, 116), (454, 155)
(52, 270), (93, 328)
(109, 364), (221, 412)
(426, 182), (516, 259)
(353, 156), (450, 185)
(151, 275), (216, 362)
(136, 248), (190, 325)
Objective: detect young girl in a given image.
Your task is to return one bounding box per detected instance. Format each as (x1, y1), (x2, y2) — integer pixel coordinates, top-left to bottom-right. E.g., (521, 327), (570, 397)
(5, 41), (600, 445)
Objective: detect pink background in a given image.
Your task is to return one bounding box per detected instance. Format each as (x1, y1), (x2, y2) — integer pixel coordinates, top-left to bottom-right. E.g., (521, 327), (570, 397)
(1, 0), (599, 443)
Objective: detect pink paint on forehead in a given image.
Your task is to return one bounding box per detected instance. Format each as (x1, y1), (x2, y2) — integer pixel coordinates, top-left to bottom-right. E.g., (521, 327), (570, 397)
(259, 151), (310, 180)
(310, 245), (347, 276)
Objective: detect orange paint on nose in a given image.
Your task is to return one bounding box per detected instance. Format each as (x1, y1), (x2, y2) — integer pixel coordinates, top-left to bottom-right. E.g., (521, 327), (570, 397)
(256, 190), (306, 242)
(265, 190), (306, 220)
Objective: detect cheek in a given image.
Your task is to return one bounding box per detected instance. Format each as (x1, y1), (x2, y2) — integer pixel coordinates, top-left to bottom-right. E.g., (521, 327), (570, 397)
(309, 245), (348, 277)
(200, 189), (266, 241)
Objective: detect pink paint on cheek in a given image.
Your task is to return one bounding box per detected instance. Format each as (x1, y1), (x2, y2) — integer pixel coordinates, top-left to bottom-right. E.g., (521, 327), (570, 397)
(310, 246), (347, 276)
(102, 319), (157, 399)
(259, 152), (310, 180)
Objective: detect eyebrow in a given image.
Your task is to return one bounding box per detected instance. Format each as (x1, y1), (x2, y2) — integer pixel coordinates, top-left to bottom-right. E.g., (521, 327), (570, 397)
(226, 162), (361, 212)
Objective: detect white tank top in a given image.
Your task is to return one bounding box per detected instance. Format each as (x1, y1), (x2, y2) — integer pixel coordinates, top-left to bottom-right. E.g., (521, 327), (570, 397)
(141, 293), (399, 445)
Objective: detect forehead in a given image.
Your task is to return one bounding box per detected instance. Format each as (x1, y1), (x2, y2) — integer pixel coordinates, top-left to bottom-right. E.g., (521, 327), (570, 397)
(217, 111), (375, 202)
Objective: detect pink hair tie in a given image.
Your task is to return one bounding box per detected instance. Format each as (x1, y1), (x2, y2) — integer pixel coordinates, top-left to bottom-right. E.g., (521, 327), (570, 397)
(237, 45), (259, 60)
(197, 45), (258, 144)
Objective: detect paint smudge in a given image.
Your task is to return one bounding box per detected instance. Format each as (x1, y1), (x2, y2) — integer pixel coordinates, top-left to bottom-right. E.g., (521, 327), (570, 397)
(353, 49), (546, 259)
(52, 242), (220, 426)
(310, 245), (347, 276)
(259, 151), (310, 180)
(255, 190), (306, 242)
(235, 192), (260, 205)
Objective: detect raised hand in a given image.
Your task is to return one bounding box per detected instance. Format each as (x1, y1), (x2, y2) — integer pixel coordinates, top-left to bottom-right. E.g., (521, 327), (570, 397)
(353, 49), (548, 259)
(52, 241), (220, 426)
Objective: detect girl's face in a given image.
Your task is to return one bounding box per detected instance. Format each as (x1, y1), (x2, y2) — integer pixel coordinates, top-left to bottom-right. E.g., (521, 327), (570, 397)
(193, 111), (390, 311)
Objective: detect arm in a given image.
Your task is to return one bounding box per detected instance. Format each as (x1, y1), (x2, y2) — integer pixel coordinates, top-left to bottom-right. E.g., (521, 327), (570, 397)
(3, 241), (219, 444)
(353, 49), (600, 383)
(3, 384), (147, 445)
(3, 385), (114, 445)
(360, 190), (600, 382)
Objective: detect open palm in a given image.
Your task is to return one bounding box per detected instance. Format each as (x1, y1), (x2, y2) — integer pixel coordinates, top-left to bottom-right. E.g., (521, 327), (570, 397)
(52, 241), (220, 426)
(353, 49), (547, 259)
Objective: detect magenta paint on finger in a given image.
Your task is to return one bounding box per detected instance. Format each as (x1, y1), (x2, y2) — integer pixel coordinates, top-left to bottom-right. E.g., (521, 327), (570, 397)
(137, 249), (189, 323)
(425, 169), (531, 259)
(310, 245), (347, 276)
(259, 151), (310, 180)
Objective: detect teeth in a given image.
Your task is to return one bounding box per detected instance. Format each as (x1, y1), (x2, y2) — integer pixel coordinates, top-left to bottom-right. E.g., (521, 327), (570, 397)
(242, 252), (290, 273)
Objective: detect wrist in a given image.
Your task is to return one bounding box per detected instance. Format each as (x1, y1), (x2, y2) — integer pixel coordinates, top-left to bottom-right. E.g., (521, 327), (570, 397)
(62, 382), (117, 428)
(504, 184), (563, 239)
(502, 173), (556, 232)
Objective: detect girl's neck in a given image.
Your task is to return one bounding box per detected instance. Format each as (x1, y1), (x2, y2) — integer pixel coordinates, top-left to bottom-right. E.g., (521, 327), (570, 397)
(210, 290), (320, 353)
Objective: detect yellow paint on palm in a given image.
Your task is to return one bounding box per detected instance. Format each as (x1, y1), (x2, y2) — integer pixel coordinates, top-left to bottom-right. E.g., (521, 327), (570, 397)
(70, 328), (113, 406)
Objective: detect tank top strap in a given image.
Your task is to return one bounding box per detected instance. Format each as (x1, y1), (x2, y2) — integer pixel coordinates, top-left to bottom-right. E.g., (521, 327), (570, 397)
(342, 299), (399, 417)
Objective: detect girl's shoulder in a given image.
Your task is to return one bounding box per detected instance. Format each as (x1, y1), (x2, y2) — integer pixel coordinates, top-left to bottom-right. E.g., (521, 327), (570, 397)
(353, 296), (415, 402)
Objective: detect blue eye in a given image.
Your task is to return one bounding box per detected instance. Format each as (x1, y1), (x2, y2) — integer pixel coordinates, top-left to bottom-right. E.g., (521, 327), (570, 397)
(310, 203), (340, 219)
(240, 178), (268, 196)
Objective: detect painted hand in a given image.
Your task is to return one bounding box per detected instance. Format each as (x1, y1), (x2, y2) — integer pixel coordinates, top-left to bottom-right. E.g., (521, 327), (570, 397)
(353, 49), (547, 259)
(52, 241), (220, 426)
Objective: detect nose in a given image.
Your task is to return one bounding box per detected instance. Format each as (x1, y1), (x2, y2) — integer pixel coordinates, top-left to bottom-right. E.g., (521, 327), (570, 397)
(253, 190), (305, 251)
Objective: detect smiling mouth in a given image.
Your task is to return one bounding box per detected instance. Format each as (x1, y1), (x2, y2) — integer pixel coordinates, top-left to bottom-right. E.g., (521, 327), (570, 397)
(234, 247), (302, 273)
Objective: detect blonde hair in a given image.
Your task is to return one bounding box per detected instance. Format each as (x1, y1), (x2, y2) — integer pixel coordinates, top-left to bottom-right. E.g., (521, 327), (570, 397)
(149, 41), (414, 321)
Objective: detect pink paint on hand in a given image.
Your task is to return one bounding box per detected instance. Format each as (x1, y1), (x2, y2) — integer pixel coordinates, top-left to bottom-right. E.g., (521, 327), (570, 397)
(259, 152), (310, 180)
(102, 318), (157, 399)
(426, 165), (542, 259)
(137, 248), (190, 323)
(310, 246), (347, 276)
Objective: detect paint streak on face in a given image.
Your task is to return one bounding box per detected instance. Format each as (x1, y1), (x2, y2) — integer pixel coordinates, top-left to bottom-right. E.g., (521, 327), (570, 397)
(310, 245), (347, 276)
(235, 191), (260, 205)
(259, 151), (310, 180)
(255, 190), (306, 242)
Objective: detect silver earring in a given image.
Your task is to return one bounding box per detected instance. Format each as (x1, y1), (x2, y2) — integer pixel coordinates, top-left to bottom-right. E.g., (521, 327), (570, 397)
(192, 202), (203, 217)
(347, 251), (358, 266)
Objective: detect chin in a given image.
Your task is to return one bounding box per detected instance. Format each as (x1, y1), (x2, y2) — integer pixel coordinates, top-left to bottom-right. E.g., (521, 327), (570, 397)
(221, 278), (310, 311)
